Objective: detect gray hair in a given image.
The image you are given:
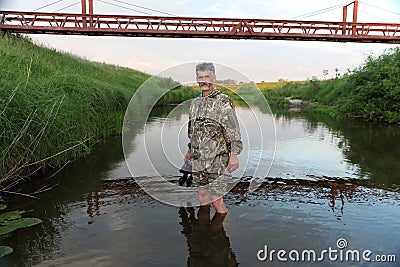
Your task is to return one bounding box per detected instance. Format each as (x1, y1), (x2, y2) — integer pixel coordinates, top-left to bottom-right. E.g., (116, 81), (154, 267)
(195, 62), (215, 76)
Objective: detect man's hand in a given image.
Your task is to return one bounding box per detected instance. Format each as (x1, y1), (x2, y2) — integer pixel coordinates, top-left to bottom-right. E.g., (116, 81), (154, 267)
(227, 153), (239, 172)
(184, 149), (190, 162)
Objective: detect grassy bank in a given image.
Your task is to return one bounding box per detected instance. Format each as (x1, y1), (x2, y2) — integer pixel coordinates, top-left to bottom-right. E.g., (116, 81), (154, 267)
(269, 48), (400, 123)
(0, 33), (198, 186)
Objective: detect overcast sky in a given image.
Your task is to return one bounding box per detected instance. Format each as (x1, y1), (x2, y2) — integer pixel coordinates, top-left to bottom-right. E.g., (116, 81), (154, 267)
(1, 0), (399, 82)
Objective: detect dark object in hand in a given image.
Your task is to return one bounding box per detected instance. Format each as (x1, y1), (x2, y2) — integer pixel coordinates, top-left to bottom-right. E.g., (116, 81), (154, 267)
(179, 161), (193, 187)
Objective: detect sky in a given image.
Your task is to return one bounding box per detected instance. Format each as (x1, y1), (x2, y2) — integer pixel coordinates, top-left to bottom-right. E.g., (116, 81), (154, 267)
(1, 0), (400, 82)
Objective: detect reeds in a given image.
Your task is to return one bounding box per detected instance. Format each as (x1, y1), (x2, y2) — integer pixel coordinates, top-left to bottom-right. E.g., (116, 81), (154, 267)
(0, 33), (198, 187)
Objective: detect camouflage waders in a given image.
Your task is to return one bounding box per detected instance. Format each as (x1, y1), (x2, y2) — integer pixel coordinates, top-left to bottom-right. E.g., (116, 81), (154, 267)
(188, 88), (243, 195)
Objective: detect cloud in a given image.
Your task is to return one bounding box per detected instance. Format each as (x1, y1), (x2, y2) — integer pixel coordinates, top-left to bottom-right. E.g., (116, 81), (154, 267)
(126, 58), (160, 73)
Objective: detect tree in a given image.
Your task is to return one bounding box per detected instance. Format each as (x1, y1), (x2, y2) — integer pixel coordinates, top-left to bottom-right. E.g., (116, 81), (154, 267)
(323, 69), (328, 80)
(335, 68), (340, 78)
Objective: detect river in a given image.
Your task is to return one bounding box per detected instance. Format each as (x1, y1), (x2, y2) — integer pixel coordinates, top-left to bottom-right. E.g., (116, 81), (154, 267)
(1, 105), (399, 267)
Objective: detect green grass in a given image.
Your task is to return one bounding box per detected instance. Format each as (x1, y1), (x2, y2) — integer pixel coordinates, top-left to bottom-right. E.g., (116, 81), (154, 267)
(0, 33), (198, 185)
(213, 81), (290, 109)
(263, 48), (400, 123)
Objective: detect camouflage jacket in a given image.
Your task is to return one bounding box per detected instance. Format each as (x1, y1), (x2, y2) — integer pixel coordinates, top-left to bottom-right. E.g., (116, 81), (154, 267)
(188, 88), (243, 164)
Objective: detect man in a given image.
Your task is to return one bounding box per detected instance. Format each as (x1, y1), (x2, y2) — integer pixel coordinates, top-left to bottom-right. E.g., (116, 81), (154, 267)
(184, 62), (243, 214)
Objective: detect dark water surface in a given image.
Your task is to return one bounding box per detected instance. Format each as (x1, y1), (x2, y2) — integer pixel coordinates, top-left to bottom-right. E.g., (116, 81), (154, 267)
(1, 106), (399, 267)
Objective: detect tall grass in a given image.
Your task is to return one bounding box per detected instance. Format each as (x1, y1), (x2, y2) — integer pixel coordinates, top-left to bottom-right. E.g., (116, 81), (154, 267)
(0, 33), (197, 186)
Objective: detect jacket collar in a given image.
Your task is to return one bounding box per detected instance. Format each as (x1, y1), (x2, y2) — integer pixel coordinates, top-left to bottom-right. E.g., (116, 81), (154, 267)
(201, 88), (221, 98)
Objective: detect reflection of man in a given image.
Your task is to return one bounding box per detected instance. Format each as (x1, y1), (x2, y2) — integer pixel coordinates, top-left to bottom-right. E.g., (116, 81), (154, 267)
(184, 62), (243, 213)
(179, 207), (239, 266)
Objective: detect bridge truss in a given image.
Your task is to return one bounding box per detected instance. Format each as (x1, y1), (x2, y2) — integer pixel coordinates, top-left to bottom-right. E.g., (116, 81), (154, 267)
(1, 2), (399, 44)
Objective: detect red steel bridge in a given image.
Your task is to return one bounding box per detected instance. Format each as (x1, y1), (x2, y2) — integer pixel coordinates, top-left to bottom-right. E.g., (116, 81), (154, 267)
(0, 0), (399, 43)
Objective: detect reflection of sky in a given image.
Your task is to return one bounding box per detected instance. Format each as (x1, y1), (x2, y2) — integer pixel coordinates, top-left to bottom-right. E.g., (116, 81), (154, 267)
(269, 117), (362, 179)
(271, 138), (360, 178)
(119, 106), (365, 180)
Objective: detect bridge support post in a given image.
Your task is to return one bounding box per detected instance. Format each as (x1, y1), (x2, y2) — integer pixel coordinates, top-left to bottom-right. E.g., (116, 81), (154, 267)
(342, 5), (347, 34)
(81, 0), (87, 28)
(88, 0), (93, 28)
(352, 0), (358, 35)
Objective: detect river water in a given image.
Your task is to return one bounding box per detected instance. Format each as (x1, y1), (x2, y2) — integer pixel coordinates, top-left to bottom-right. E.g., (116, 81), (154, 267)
(1, 105), (399, 267)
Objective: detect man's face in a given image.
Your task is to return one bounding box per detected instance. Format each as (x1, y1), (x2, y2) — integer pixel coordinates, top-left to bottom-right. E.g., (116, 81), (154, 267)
(196, 70), (216, 91)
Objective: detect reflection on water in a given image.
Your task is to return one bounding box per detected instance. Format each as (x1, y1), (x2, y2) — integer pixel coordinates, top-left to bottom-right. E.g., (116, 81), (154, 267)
(121, 105), (400, 191)
(272, 109), (400, 189)
(1, 106), (399, 266)
(1, 176), (399, 266)
(179, 206), (238, 266)
(87, 191), (100, 225)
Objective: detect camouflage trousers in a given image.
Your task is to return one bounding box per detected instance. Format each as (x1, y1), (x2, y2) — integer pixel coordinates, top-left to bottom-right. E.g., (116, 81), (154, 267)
(191, 153), (232, 196)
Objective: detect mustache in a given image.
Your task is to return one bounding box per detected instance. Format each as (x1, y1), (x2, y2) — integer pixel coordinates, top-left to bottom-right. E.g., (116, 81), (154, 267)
(198, 82), (213, 86)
